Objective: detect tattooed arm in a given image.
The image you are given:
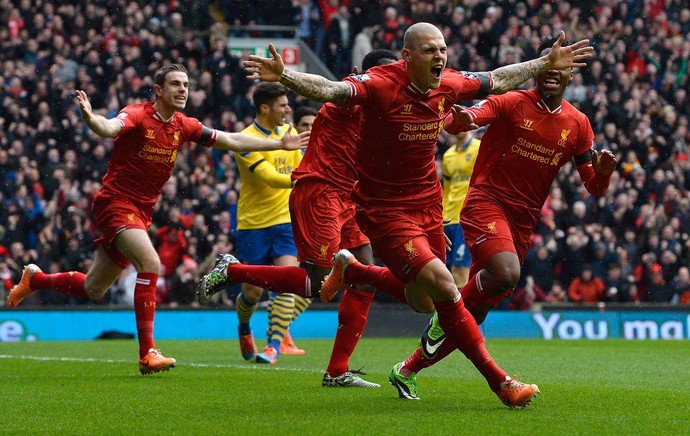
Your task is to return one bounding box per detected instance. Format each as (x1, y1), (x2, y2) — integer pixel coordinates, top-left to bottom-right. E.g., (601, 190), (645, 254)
(490, 31), (593, 94)
(244, 43), (352, 104)
(279, 69), (352, 105)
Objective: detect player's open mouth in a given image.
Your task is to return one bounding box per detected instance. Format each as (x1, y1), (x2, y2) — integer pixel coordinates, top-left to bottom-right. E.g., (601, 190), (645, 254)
(542, 77), (560, 90)
(431, 66), (443, 79)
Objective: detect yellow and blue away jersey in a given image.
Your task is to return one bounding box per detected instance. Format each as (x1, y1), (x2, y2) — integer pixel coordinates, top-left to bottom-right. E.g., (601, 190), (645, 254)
(442, 135), (480, 225)
(235, 122), (303, 230)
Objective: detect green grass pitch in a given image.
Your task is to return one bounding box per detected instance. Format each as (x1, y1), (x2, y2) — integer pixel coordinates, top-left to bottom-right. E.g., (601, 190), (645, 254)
(1, 338), (688, 434)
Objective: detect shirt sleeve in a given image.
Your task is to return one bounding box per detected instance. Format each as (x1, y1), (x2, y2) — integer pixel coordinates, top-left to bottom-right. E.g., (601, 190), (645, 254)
(180, 116), (209, 146)
(575, 116), (609, 196)
(238, 152), (293, 189)
(343, 71), (389, 107)
(113, 106), (141, 134)
(444, 70), (493, 102)
(465, 94), (506, 127)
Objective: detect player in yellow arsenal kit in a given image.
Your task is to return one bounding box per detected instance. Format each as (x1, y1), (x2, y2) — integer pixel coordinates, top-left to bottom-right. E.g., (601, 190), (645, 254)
(231, 82), (310, 365)
(442, 130), (480, 288)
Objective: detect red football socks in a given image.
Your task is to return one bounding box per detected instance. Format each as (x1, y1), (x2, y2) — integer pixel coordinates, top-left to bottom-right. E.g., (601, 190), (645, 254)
(403, 337), (457, 374)
(434, 298), (506, 392)
(30, 271), (89, 298)
(227, 265), (310, 297)
(458, 273), (482, 315)
(344, 263), (407, 304)
(133, 272), (158, 358)
(326, 287), (375, 377)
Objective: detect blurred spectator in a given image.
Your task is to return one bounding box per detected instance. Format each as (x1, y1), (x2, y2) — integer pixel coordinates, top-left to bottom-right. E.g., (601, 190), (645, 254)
(155, 207), (190, 288)
(510, 275), (546, 311)
(645, 262), (673, 302)
(567, 264), (606, 303)
(546, 281), (567, 303)
(324, 4), (353, 78)
(670, 266), (690, 304)
(523, 243), (556, 293)
(294, 0), (324, 56)
(603, 262), (638, 303)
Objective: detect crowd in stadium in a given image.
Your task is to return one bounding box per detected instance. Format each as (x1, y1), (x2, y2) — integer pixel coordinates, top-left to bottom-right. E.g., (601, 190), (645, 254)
(1, 0), (689, 307)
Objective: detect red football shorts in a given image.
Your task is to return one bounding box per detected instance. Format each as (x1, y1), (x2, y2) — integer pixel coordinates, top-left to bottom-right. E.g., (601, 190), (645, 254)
(290, 179), (369, 268)
(356, 203), (445, 284)
(93, 192), (152, 269)
(460, 199), (533, 307)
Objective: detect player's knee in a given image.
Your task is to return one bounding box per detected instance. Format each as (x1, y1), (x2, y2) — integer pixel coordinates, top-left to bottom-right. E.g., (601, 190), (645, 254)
(242, 287), (262, 303)
(410, 301), (435, 313)
(491, 265), (520, 293)
(138, 257), (161, 275)
(405, 289), (435, 313)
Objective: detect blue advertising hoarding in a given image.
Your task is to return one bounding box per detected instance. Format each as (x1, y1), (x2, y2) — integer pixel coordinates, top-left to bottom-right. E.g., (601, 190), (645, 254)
(1, 309), (689, 342)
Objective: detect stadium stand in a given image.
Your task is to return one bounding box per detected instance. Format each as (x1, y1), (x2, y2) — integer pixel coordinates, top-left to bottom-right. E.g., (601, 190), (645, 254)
(1, 0), (689, 307)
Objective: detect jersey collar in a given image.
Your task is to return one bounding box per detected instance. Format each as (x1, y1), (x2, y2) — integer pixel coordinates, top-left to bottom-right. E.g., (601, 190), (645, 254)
(457, 135), (474, 152)
(408, 82), (431, 95)
(253, 120), (280, 136)
(536, 98), (562, 114)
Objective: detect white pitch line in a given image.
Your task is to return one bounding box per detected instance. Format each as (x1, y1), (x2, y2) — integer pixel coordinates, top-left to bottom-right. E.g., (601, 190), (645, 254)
(0, 354), (322, 373)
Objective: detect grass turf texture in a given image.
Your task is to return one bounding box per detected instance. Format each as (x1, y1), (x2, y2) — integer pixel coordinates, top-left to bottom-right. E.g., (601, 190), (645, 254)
(1, 338), (688, 434)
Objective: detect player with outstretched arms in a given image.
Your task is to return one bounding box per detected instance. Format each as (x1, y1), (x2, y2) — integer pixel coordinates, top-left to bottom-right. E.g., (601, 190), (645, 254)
(7, 64), (308, 374)
(397, 35), (618, 392)
(241, 23), (593, 406)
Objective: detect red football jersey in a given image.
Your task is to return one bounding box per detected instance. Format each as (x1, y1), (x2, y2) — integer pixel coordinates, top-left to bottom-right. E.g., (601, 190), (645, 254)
(344, 60), (491, 210)
(464, 88), (594, 226)
(291, 102), (360, 189)
(102, 102), (205, 210)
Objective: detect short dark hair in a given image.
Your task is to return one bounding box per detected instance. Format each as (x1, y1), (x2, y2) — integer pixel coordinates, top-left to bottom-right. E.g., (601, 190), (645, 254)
(252, 82), (289, 112)
(293, 106), (317, 125)
(154, 64), (188, 87)
(362, 49), (397, 72)
(537, 36), (570, 57)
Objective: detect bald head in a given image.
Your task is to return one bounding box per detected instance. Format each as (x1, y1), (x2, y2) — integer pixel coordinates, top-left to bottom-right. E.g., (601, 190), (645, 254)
(401, 22), (447, 92)
(403, 22), (443, 49)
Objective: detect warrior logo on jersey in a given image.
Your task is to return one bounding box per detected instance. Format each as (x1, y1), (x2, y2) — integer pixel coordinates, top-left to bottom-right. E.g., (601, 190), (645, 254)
(557, 129), (571, 147)
(401, 104), (413, 115)
(145, 129), (155, 139)
(520, 119), (534, 131)
(404, 239), (419, 260)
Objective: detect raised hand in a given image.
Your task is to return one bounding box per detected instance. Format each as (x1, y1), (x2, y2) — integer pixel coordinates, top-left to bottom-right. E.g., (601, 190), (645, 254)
(444, 105), (478, 135)
(75, 90), (93, 121)
(547, 31), (594, 70)
(280, 125), (310, 150)
(592, 149), (618, 176)
(244, 44), (285, 82)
